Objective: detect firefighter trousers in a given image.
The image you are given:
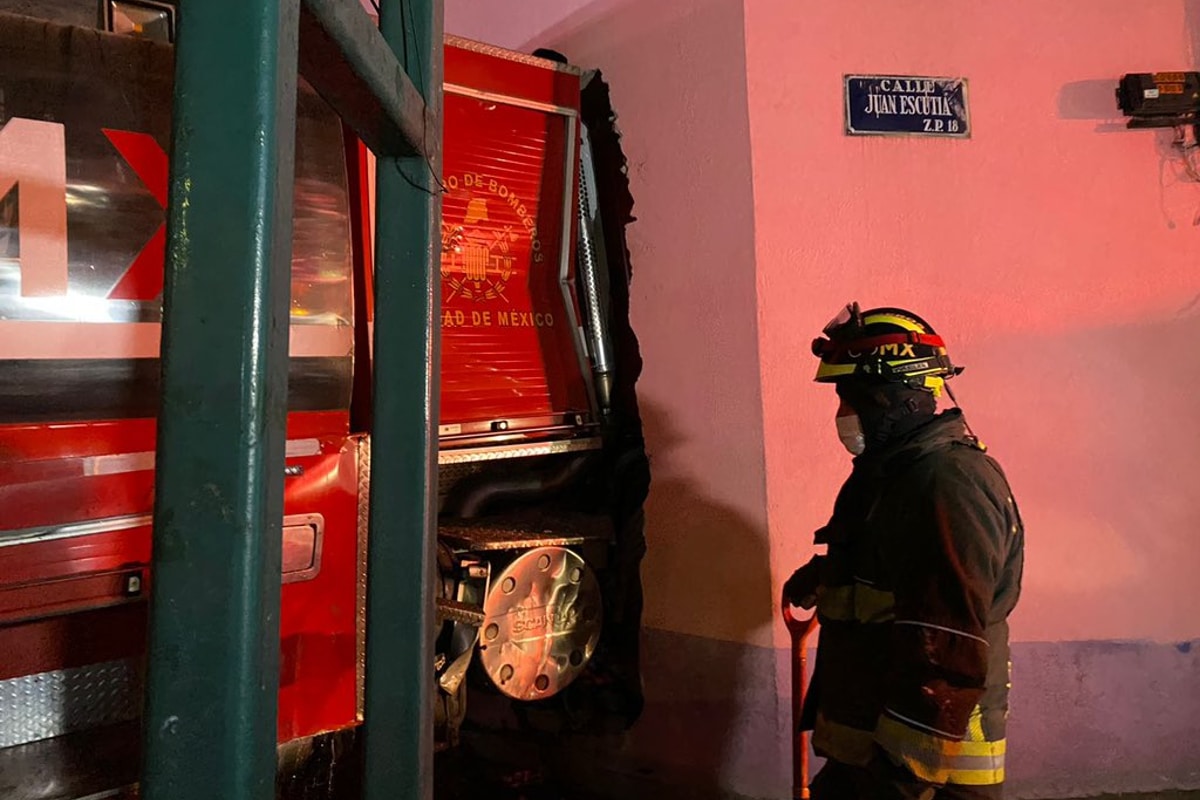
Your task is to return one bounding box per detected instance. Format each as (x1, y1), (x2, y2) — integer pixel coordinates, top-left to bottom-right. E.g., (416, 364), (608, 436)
(810, 758), (1003, 800)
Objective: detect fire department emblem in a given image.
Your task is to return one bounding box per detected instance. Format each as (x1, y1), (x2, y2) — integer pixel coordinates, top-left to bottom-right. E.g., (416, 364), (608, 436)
(441, 197), (520, 303)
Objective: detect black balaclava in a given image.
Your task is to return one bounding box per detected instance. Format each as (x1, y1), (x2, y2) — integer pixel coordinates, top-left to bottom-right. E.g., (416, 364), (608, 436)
(837, 378), (938, 450)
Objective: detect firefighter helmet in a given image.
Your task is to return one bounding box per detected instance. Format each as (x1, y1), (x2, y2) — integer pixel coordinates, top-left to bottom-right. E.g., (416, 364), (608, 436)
(811, 302), (962, 395)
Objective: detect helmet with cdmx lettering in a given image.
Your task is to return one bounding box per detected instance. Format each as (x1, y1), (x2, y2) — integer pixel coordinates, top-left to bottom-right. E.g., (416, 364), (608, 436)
(811, 302), (963, 395)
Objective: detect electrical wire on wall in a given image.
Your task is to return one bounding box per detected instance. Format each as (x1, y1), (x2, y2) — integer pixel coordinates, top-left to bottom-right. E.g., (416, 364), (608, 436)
(1172, 124), (1200, 182)
(1116, 72), (1200, 185)
(366, 0), (446, 198)
(391, 0), (446, 197)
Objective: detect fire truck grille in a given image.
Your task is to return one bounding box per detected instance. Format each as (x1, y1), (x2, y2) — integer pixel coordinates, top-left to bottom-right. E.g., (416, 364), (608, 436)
(0, 659), (140, 748)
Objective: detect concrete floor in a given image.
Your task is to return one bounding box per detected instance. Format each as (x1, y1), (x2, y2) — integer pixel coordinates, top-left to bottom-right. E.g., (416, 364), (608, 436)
(437, 729), (1200, 800)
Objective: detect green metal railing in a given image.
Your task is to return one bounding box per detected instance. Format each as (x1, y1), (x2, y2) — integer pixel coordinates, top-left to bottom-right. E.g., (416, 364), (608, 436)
(141, 1), (441, 797)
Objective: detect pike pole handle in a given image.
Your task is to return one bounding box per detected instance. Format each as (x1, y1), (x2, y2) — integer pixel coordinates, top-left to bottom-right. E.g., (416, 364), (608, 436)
(782, 593), (819, 800)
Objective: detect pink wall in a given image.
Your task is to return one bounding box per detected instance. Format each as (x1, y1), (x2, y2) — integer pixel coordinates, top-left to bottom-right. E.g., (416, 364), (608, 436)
(745, 0), (1200, 647)
(746, 5), (1200, 792)
(444, 0), (593, 49)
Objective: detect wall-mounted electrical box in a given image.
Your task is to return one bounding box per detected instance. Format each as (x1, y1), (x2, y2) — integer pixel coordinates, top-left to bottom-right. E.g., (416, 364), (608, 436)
(1116, 72), (1200, 128)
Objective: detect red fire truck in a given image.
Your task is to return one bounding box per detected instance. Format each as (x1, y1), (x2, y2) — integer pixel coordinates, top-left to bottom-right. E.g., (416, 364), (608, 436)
(0, 3), (647, 797)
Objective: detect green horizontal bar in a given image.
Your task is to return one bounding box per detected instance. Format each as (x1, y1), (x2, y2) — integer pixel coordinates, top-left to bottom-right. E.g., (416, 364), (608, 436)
(298, 0), (432, 158)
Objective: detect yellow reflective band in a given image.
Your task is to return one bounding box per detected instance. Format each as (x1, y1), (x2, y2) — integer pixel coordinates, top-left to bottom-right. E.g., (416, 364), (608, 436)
(855, 584), (895, 623)
(816, 583), (895, 623)
(876, 714), (1006, 786)
(817, 358), (944, 382)
(967, 705), (986, 742)
(862, 313), (924, 332)
(817, 585), (855, 619)
(814, 362), (857, 381)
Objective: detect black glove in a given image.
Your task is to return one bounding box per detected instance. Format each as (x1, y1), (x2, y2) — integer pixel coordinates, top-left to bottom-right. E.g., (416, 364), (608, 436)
(783, 555), (824, 609)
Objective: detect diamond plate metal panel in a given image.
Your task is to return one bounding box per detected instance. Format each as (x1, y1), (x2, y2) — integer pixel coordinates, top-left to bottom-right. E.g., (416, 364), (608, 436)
(0, 659), (140, 748)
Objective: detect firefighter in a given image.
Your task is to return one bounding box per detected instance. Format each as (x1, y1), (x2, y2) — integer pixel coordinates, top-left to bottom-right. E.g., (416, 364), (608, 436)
(784, 303), (1024, 799)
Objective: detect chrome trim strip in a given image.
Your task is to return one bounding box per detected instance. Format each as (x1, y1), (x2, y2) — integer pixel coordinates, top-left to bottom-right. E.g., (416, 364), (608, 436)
(83, 451), (156, 476)
(76, 791), (133, 800)
(354, 435), (370, 721)
(556, 114), (600, 419)
(444, 34), (583, 76)
(1, 499), (329, 551)
(443, 83), (578, 118)
(0, 514), (152, 549)
(438, 437), (602, 465)
(285, 438), (322, 458)
(575, 121), (615, 411)
(0, 320), (352, 360)
(21, 438), (322, 482)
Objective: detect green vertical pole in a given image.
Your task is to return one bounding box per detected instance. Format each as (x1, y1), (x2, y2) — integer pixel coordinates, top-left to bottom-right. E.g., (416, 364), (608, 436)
(363, 1), (443, 799)
(141, 0), (299, 798)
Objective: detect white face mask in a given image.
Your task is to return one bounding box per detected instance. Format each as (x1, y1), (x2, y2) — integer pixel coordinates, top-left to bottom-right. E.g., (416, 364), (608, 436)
(836, 413), (866, 455)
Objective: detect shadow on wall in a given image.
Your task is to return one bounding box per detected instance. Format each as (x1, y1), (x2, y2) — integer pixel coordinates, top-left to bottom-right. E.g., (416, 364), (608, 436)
(1056, 77), (1200, 229)
(625, 402), (776, 797)
(637, 400), (773, 647)
(536, 401), (776, 800)
(1056, 79), (1125, 124)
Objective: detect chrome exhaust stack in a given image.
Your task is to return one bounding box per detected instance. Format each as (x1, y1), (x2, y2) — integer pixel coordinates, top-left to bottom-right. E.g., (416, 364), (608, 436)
(576, 115), (615, 414)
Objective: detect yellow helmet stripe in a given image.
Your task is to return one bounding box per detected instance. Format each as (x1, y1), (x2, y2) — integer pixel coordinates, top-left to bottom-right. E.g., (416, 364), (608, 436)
(862, 312), (925, 332)
(814, 362), (857, 381)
